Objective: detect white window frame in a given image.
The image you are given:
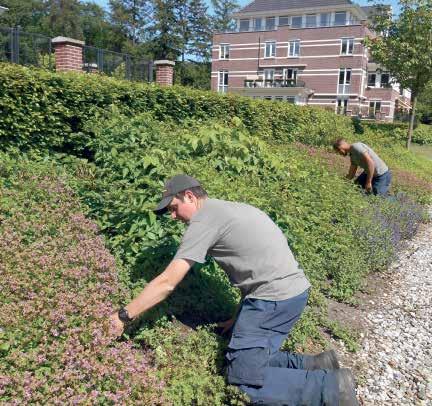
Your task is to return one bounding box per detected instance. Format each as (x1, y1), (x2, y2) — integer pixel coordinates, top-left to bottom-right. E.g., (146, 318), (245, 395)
(283, 68), (298, 82)
(337, 98), (348, 114)
(265, 16), (276, 30)
(291, 15), (303, 28)
(218, 70), (228, 93)
(254, 17), (262, 31)
(320, 13), (331, 27)
(264, 68), (275, 82)
(219, 43), (230, 60)
(334, 11), (347, 26)
(265, 41), (276, 58)
(340, 38), (354, 55)
(306, 14), (317, 28)
(279, 15), (290, 26)
(367, 73), (377, 87)
(288, 40), (300, 57)
(380, 72), (390, 87)
(338, 68), (351, 94)
(239, 19), (250, 31)
(369, 100), (382, 115)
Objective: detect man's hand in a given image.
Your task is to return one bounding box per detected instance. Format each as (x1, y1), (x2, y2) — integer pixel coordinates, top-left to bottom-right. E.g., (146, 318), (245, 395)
(108, 312), (125, 338)
(365, 181), (373, 193)
(217, 318), (235, 335)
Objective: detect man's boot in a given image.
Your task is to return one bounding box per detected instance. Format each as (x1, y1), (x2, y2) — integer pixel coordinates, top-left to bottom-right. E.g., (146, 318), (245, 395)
(303, 349), (340, 370)
(335, 368), (359, 406)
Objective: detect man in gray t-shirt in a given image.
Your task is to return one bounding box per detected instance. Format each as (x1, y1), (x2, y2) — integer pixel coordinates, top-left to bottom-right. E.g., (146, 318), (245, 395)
(109, 174), (358, 405)
(333, 138), (392, 196)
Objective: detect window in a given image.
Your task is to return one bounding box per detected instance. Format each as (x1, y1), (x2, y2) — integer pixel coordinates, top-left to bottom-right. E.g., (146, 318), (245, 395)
(286, 97), (295, 104)
(218, 70), (228, 93)
(283, 68), (298, 83)
(341, 38), (354, 55)
(369, 100), (382, 117)
(288, 40), (300, 57)
(275, 96), (284, 101)
(239, 19), (250, 31)
(254, 18), (262, 30)
(306, 14), (317, 27)
(320, 13), (330, 26)
(219, 44), (230, 59)
(264, 69), (275, 81)
(265, 41), (276, 58)
(399, 86), (404, 96)
(334, 11), (347, 25)
(279, 16), (289, 26)
(266, 17), (276, 30)
(264, 96), (273, 100)
(338, 68), (351, 94)
(291, 16), (302, 28)
(380, 73), (390, 87)
(368, 73), (376, 87)
(337, 98), (348, 114)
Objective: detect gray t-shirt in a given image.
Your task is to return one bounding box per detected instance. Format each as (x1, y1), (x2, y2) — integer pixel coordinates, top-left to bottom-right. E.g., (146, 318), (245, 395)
(174, 199), (310, 301)
(350, 142), (388, 176)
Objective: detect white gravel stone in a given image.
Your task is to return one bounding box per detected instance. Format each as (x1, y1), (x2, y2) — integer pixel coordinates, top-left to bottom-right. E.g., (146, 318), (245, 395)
(340, 212), (432, 405)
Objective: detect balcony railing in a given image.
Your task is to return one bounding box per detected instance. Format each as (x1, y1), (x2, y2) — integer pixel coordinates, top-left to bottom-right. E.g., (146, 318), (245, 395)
(218, 19), (361, 34)
(244, 79), (305, 88)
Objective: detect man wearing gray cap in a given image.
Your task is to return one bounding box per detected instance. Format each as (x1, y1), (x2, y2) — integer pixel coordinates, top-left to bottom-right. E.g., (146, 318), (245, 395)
(110, 174), (358, 405)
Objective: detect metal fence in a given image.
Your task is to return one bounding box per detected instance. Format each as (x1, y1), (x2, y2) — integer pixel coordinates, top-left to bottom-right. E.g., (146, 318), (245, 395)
(0, 27), (54, 69)
(83, 45), (153, 82)
(0, 26), (153, 83)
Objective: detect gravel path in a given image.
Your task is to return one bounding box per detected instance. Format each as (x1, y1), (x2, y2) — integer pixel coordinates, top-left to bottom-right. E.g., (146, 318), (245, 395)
(351, 216), (432, 405)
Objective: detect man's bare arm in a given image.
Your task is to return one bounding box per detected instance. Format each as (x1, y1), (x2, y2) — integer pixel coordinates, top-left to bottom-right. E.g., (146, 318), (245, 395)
(126, 258), (194, 318)
(361, 152), (375, 190)
(346, 164), (358, 180)
(109, 259), (194, 335)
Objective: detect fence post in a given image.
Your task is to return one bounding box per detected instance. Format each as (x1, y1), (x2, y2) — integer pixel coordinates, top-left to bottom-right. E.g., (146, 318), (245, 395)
(10, 26), (20, 64)
(52, 36), (84, 72)
(154, 60), (175, 86)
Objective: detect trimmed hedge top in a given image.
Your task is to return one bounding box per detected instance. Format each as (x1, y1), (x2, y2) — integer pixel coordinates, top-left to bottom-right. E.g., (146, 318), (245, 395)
(0, 63), (354, 154)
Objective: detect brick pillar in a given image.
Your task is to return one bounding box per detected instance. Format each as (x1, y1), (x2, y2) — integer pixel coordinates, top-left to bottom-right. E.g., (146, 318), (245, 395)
(52, 36), (84, 72)
(154, 60), (175, 86)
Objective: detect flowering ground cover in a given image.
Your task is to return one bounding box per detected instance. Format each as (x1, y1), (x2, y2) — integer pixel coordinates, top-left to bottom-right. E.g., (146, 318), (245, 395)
(1, 65), (431, 404)
(0, 157), (165, 405)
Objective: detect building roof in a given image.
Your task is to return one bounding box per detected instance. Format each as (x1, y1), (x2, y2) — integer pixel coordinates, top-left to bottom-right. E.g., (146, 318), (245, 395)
(238, 0), (353, 14)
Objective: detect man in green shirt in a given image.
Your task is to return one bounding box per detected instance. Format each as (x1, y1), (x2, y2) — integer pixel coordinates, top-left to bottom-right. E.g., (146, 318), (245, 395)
(109, 174), (358, 405)
(333, 139), (392, 195)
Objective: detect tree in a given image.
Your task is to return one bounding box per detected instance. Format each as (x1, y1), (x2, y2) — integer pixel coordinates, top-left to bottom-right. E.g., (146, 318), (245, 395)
(109, 0), (153, 46)
(417, 82), (432, 124)
(210, 0), (239, 32)
(187, 0), (212, 60)
(0, 0), (46, 32)
(148, 0), (182, 59)
(366, 0), (432, 148)
(80, 2), (117, 49)
(43, 0), (84, 39)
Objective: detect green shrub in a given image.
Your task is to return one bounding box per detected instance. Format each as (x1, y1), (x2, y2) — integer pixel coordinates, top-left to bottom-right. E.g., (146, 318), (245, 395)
(0, 154), (164, 405)
(413, 124), (432, 145)
(0, 63), (354, 154)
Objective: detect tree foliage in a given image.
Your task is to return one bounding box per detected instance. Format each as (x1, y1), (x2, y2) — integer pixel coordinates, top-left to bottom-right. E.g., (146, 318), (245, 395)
(366, 0), (432, 148)
(0, 0), (237, 88)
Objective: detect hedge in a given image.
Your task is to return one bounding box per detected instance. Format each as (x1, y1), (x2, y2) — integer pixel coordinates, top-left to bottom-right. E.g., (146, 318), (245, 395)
(0, 63), (353, 154)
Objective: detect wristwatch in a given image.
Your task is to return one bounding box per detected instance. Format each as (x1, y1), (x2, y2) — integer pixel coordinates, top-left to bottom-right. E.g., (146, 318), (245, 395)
(118, 307), (133, 324)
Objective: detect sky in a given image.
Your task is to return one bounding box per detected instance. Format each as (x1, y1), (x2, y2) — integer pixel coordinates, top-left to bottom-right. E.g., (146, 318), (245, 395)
(91, 0), (401, 16)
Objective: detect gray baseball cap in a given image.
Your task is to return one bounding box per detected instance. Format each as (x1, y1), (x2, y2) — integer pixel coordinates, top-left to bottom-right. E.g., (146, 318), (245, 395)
(154, 174), (201, 215)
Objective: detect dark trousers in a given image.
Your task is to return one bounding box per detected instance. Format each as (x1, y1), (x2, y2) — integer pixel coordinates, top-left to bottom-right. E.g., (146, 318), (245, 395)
(226, 290), (339, 405)
(355, 170), (392, 196)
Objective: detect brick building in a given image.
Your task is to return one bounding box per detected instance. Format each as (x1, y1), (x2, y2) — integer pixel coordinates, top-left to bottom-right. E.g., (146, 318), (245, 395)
(211, 0), (411, 121)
